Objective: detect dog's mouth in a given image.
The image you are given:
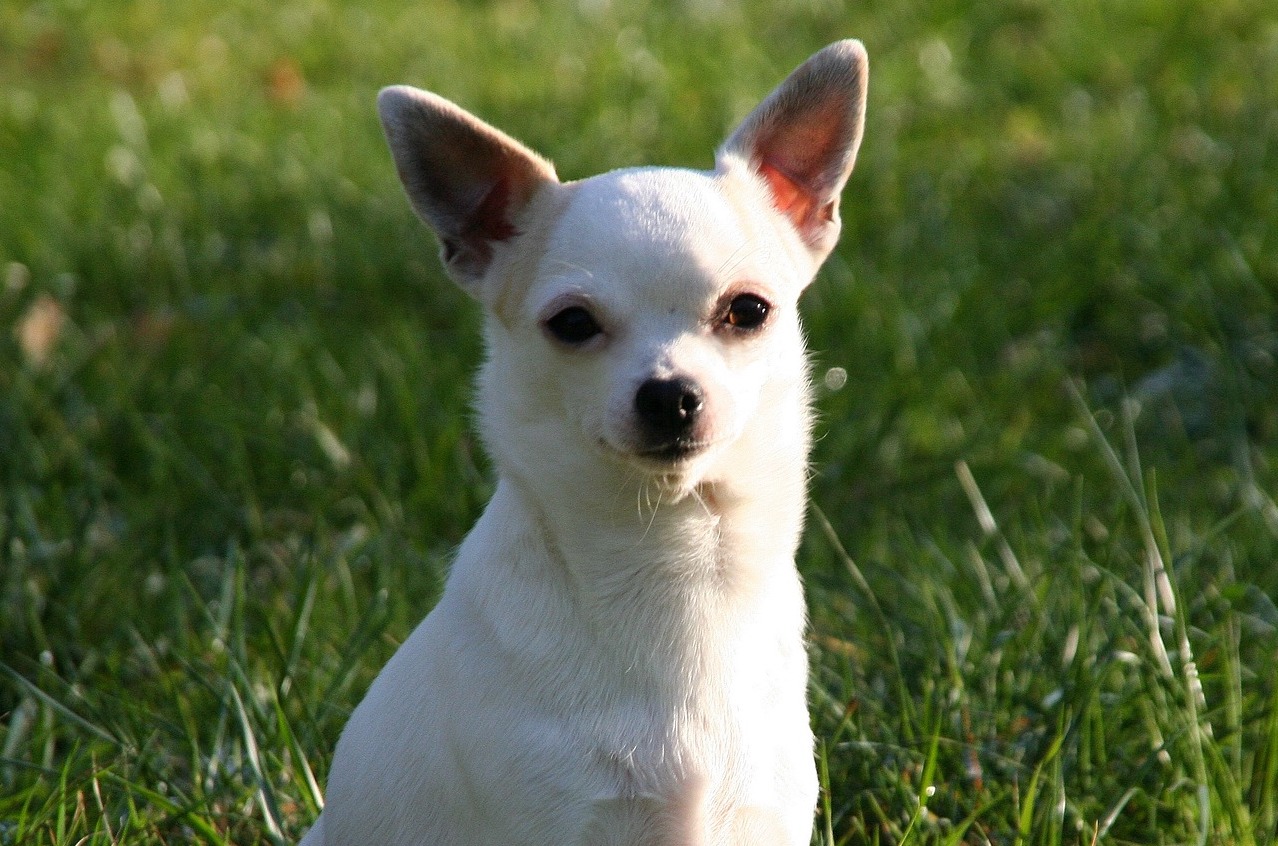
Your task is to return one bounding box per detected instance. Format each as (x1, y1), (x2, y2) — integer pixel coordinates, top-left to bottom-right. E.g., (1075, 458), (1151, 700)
(597, 435), (714, 470)
(637, 437), (706, 463)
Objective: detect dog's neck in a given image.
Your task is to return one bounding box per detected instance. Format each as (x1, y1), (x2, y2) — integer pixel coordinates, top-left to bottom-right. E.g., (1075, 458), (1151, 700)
(485, 465), (805, 685)
(493, 408), (810, 611)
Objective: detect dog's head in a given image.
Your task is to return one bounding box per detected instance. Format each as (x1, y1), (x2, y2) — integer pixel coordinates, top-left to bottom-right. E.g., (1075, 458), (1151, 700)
(378, 41), (867, 502)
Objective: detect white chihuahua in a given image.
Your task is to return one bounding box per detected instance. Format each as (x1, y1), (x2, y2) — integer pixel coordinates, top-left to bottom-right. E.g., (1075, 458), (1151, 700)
(301, 40), (867, 846)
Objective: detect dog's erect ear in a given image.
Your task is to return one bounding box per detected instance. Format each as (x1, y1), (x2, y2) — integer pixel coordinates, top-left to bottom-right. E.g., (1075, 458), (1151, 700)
(377, 86), (559, 293)
(718, 40), (868, 261)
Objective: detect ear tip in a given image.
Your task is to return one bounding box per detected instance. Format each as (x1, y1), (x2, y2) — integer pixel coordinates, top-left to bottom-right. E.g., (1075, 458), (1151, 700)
(818, 39), (869, 82)
(377, 85), (413, 126)
(836, 38), (868, 59)
(376, 85), (449, 129)
(823, 39), (867, 61)
(377, 85), (414, 110)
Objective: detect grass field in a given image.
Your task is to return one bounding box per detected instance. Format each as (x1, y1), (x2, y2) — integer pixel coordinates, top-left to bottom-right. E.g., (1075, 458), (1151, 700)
(2, 0), (1276, 843)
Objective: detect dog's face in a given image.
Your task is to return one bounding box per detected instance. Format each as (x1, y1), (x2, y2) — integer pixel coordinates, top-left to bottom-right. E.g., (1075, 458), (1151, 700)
(377, 40), (867, 499)
(477, 165), (816, 494)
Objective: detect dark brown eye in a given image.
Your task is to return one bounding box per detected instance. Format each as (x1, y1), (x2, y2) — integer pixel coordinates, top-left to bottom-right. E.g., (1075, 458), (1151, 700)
(545, 306), (602, 345)
(724, 294), (770, 331)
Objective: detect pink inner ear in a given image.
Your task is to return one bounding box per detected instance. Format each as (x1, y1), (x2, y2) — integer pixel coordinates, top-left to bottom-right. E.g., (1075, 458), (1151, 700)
(463, 175), (519, 244)
(757, 162), (817, 229)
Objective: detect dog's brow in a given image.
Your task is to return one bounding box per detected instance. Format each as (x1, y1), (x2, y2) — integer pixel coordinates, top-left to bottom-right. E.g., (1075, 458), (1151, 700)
(543, 258), (596, 279)
(714, 241), (760, 282)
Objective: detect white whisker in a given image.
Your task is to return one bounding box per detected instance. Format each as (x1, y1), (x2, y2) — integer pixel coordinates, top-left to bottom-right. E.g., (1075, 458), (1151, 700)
(639, 481), (664, 542)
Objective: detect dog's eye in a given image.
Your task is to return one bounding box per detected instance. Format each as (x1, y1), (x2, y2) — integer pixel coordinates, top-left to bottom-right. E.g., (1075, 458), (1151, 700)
(544, 306), (602, 345)
(723, 294), (770, 331)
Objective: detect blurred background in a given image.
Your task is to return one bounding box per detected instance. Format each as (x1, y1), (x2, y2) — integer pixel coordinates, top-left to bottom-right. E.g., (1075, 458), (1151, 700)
(1, 0), (1276, 843)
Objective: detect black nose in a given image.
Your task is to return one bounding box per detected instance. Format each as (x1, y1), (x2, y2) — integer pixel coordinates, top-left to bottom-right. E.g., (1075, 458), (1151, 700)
(634, 377), (704, 442)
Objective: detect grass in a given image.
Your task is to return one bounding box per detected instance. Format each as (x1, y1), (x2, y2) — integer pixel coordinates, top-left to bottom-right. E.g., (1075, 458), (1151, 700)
(1, 0), (1276, 843)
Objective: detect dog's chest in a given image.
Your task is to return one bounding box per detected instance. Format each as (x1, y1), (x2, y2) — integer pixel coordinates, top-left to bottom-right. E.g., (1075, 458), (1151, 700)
(574, 711), (807, 846)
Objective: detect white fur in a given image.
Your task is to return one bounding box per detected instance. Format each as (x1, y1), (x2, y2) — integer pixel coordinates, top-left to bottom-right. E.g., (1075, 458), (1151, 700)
(302, 40), (867, 846)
